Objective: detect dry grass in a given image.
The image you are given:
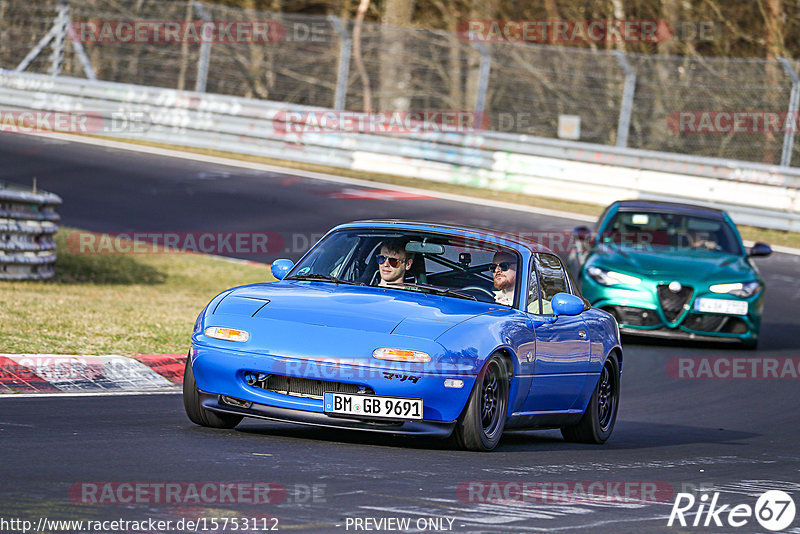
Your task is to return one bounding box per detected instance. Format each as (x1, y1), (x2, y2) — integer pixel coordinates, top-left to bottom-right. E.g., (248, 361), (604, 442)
(0, 229), (271, 355)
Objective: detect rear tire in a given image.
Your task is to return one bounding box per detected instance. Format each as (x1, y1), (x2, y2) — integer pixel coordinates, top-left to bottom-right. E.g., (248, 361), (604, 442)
(183, 355), (243, 429)
(452, 354), (509, 451)
(561, 353), (619, 444)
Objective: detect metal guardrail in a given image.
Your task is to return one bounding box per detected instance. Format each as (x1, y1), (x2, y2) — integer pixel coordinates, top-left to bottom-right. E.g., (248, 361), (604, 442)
(0, 70), (798, 232)
(6, 1), (800, 168)
(0, 181), (61, 280)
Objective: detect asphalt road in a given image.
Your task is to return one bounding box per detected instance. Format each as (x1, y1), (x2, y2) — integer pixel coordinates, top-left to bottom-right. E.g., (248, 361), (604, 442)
(1, 133), (799, 533)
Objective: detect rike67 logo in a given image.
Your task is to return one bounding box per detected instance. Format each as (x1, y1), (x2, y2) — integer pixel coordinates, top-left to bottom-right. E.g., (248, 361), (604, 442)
(668, 490), (796, 531)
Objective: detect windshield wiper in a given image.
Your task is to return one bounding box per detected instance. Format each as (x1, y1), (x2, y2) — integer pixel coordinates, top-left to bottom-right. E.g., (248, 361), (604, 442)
(285, 274), (362, 285)
(387, 281), (476, 301)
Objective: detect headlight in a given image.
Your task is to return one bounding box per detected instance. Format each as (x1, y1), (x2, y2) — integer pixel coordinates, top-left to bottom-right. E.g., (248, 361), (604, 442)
(586, 266), (641, 286)
(709, 281), (762, 298)
(204, 326), (250, 342)
(373, 348), (430, 363)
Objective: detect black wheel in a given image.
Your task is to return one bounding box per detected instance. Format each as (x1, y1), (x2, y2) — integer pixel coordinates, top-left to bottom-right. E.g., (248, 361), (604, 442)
(183, 355), (243, 429)
(452, 354), (509, 451)
(561, 353), (619, 444)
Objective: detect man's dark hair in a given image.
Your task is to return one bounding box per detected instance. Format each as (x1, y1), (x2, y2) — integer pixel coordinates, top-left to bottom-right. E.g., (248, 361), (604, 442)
(381, 237), (411, 260)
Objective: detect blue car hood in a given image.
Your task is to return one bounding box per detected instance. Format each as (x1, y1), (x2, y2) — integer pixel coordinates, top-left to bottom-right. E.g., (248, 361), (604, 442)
(592, 246), (756, 284)
(211, 281), (502, 338)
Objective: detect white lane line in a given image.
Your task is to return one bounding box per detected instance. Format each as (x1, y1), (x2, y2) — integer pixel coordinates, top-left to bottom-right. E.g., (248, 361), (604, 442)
(0, 389), (180, 399)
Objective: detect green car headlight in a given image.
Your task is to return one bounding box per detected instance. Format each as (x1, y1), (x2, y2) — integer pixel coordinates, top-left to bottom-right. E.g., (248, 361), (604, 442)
(587, 266), (642, 286)
(709, 281), (762, 298)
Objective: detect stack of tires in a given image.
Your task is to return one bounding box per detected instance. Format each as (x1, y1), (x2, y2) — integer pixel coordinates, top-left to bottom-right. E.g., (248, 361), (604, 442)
(0, 181), (61, 280)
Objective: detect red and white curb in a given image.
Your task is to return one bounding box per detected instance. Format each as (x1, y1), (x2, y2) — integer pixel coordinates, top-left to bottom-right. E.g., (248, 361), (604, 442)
(0, 353), (186, 395)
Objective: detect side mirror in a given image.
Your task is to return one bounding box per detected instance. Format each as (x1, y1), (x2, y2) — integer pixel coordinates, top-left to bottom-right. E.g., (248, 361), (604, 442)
(270, 259), (295, 280)
(572, 226), (591, 240)
(551, 292), (585, 316)
(749, 242), (772, 258)
(572, 225), (594, 249)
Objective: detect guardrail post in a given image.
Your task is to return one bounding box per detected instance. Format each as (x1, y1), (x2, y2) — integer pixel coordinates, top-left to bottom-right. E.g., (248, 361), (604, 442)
(779, 57), (799, 167)
(473, 41), (491, 115)
(329, 16), (351, 111)
(49, 0), (70, 77)
(193, 1), (212, 93)
(67, 28), (97, 80)
(613, 51), (636, 148)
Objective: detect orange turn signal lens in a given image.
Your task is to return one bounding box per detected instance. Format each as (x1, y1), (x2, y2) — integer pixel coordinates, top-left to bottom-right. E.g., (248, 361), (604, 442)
(204, 326), (250, 342)
(372, 348), (431, 363)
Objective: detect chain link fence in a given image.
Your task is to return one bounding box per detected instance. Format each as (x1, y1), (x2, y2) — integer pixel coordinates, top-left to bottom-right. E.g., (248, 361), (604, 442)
(2, 0), (800, 167)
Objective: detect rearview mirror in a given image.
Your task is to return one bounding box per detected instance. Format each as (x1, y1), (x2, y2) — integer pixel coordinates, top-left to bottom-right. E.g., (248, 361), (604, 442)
(406, 241), (445, 254)
(551, 293), (585, 316)
(271, 259), (295, 280)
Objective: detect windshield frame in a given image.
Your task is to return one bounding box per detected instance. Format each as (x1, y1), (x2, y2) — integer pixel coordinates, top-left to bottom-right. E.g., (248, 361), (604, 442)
(283, 227), (525, 307)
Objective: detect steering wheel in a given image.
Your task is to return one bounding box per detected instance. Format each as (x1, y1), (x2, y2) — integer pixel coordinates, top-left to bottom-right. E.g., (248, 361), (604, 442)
(460, 285), (495, 301)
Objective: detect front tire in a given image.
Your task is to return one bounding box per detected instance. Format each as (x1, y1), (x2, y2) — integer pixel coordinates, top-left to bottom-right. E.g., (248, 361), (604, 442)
(561, 353), (619, 444)
(183, 354), (243, 429)
(452, 354), (509, 451)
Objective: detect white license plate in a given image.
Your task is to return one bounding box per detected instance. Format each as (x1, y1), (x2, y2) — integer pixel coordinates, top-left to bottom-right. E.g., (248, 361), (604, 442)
(694, 298), (748, 315)
(324, 392), (422, 420)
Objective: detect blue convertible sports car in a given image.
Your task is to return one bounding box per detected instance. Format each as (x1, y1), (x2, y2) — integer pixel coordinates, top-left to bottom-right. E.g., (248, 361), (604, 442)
(184, 221), (623, 451)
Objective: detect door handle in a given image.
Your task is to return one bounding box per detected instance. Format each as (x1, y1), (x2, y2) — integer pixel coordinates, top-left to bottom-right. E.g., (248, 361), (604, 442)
(578, 330), (587, 339)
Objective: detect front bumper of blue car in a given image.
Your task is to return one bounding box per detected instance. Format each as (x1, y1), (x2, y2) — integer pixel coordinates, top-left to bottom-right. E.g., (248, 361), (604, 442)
(190, 343), (477, 435)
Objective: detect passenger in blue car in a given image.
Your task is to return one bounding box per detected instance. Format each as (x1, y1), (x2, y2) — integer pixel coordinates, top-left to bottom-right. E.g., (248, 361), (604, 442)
(491, 251), (516, 305)
(377, 238), (414, 287)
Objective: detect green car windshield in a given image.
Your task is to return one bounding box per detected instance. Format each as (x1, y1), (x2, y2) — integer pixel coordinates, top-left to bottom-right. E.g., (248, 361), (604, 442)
(599, 211), (743, 255)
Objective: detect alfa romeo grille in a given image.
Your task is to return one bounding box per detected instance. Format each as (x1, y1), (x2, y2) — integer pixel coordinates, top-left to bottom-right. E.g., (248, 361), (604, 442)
(253, 374), (374, 400)
(657, 285), (693, 322)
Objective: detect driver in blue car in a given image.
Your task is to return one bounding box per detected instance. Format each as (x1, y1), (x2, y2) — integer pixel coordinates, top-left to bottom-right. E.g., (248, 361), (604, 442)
(377, 238), (414, 287)
(491, 251), (516, 305)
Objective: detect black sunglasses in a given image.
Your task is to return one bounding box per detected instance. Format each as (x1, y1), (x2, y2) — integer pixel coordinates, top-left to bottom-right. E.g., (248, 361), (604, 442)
(490, 262), (513, 272)
(377, 254), (405, 268)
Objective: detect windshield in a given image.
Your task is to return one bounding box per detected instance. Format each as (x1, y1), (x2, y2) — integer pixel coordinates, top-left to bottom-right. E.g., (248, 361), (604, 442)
(600, 210), (743, 255)
(286, 229), (521, 305)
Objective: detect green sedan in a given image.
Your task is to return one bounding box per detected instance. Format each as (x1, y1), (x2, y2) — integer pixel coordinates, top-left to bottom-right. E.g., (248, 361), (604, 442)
(568, 200), (772, 349)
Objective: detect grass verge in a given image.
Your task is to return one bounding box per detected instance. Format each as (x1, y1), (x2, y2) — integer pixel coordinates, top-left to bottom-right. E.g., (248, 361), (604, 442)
(93, 135), (800, 250)
(0, 228), (271, 355)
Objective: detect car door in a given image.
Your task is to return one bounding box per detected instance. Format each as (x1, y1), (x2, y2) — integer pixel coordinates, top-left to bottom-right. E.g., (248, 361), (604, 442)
(522, 253), (592, 413)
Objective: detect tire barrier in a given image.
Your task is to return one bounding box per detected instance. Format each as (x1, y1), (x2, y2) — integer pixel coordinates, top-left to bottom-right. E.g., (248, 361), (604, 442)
(0, 181), (61, 281)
